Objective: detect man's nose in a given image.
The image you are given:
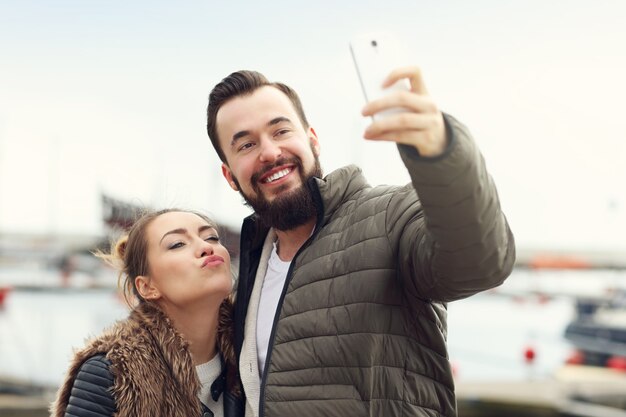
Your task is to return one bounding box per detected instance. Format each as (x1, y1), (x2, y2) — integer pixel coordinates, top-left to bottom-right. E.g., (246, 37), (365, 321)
(259, 138), (281, 163)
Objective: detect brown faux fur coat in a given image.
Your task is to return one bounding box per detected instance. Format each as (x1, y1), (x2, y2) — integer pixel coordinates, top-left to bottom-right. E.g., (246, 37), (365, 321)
(51, 299), (239, 417)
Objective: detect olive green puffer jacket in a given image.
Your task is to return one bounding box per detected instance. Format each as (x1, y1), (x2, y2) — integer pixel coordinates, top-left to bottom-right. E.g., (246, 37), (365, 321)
(234, 114), (516, 417)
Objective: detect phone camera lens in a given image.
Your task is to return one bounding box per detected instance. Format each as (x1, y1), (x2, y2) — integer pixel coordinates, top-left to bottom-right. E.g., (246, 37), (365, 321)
(371, 40), (377, 47)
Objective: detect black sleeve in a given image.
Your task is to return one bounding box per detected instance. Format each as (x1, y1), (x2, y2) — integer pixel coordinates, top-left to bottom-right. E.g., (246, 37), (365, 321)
(64, 354), (117, 417)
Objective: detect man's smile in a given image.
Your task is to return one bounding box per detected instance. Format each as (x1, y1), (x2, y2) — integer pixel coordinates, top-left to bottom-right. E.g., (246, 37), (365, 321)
(255, 163), (298, 186)
(260, 166), (295, 184)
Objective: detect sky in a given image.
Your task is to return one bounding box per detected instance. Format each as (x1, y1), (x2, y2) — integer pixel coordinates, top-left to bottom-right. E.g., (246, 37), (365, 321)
(0, 0), (625, 253)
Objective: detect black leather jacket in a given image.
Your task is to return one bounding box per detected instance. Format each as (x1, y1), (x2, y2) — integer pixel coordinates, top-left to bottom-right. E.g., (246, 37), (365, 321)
(63, 354), (243, 417)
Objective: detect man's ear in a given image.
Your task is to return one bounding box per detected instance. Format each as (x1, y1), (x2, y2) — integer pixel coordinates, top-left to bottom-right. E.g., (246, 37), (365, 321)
(135, 275), (161, 301)
(221, 163), (239, 191)
(309, 127), (320, 156)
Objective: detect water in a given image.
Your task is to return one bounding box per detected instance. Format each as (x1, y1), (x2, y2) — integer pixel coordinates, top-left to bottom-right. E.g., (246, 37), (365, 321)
(447, 293), (574, 381)
(1, 269), (625, 387)
(0, 289), (128, 387)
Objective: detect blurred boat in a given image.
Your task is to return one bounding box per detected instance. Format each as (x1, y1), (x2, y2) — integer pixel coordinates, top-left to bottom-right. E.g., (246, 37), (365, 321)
(564, 290), (626, 370)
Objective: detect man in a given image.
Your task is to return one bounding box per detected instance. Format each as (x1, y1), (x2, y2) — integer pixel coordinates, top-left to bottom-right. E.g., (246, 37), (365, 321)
(206, 67), (515, 417)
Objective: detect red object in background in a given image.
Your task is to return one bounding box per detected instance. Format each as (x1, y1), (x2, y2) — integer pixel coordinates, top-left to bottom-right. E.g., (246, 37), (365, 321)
(450, 361), (459, 379)
(0, 286), (11, 308)
(529, 254), (592, 269)
(524, 346), (536, 364)
(606, 356), (626, 372)
(536, 293), (552, 305)
(565, 350), (585, 365)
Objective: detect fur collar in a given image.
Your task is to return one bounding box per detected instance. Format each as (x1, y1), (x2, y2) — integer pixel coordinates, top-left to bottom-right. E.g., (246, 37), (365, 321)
(51, 300), (236, 417)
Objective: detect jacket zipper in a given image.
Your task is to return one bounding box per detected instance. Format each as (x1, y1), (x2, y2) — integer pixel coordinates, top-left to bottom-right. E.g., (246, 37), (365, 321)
(258, 180), (324, 417)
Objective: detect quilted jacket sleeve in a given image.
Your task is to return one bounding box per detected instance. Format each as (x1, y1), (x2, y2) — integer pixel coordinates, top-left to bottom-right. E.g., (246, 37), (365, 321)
(63, 355), (116, 417)
(389, 113), (516, 302)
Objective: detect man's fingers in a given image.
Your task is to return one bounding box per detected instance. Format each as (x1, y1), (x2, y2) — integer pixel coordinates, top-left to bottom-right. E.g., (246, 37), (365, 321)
(361, 90), (436, 117)
(360, 65), (446, 157)
(363, 129), (446, 157)
(382, 66), (428, 94)
(363, 112), (437, 139)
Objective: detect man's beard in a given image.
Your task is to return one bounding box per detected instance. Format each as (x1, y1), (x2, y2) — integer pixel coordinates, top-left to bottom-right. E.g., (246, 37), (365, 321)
(232, 153), (323, 231)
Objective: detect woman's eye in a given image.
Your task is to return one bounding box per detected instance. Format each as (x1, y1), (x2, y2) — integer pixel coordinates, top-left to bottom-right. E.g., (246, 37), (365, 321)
(168, 242), (185, 250)
(204, 235), (220, 242)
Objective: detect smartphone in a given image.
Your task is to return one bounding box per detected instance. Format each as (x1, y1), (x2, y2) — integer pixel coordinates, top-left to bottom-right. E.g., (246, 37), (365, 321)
(349, 32), (410, 119)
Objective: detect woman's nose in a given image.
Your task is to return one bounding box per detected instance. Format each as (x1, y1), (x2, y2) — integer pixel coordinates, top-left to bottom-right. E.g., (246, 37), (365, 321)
(198, 240), (214, 258)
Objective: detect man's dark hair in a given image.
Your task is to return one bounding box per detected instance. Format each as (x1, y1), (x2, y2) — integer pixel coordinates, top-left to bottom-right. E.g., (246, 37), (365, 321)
(206, 70), (310, 163)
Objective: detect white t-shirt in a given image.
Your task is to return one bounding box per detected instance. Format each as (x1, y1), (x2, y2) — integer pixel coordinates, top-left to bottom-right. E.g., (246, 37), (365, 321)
(196, 353), (224, 417)
(256, 241), (291, 376)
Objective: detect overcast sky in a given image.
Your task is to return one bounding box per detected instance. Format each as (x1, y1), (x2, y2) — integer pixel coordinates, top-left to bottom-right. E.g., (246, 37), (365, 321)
(0, 0), (624, 253)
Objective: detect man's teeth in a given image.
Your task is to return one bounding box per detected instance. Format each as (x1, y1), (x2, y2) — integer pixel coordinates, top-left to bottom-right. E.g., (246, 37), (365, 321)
(265, 168), (291, 183)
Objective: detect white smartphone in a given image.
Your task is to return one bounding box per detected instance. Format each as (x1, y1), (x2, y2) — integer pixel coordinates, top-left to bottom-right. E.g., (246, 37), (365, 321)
(349, 32), (411, 119)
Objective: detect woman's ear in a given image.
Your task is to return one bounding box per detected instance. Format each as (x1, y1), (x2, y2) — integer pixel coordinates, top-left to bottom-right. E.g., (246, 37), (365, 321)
(135, 275), (161, 300)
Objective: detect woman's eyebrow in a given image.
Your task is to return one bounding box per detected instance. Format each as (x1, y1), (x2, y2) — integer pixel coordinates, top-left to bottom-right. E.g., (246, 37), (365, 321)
(159, 228), (187, 244)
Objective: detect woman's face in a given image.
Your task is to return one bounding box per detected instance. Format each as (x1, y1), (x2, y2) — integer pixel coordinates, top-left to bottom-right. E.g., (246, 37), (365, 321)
(140, 211), (232, 309)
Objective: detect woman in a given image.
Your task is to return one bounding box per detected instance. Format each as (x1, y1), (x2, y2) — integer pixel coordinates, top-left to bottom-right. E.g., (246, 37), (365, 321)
(50, 209), (243, 417)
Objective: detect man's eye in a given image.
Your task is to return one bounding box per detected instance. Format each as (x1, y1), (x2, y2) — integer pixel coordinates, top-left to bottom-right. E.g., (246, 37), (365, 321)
(238, 142), (254, 152)
(276, 129), (290, 136)
(168, 242), (185, 250)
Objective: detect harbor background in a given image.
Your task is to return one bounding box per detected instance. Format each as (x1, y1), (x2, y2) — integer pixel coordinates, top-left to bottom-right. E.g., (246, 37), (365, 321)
(1, 1), (626, 415)
(1, 268), (624, 386)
